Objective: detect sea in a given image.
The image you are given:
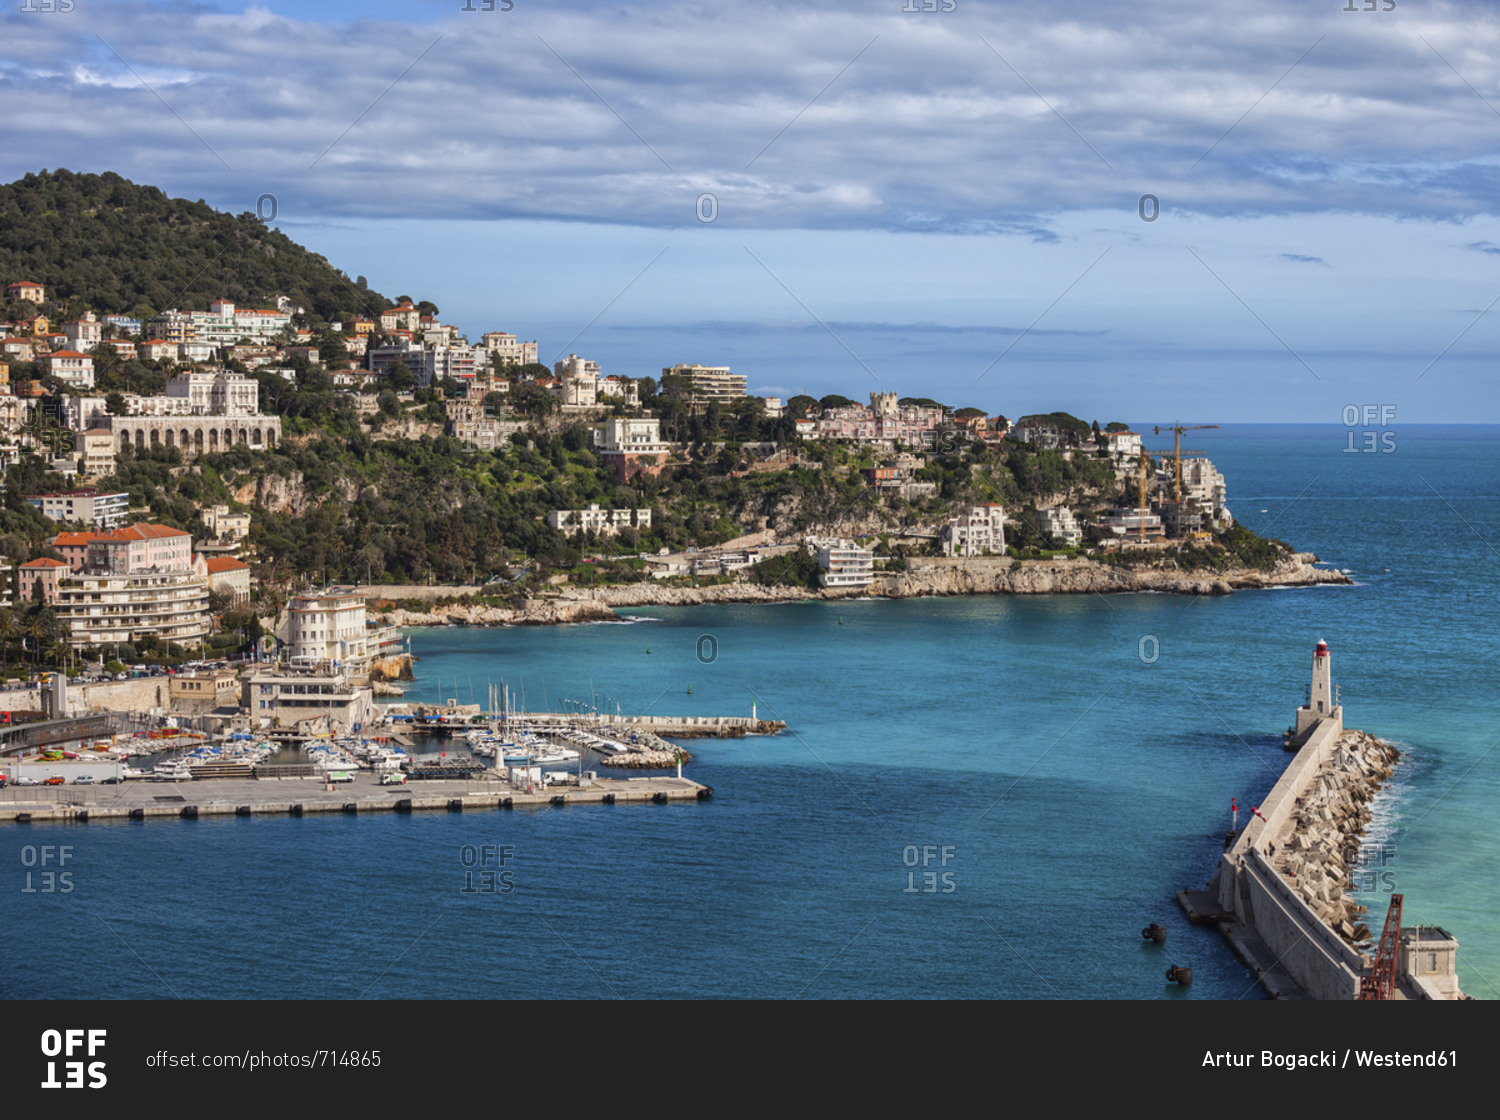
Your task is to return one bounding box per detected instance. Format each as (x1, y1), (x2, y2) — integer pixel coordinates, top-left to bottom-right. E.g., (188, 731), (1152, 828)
(4, 423), (1497, 1000)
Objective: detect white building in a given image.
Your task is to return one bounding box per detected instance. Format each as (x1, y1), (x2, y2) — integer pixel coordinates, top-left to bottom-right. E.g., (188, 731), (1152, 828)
(48, 351), (95, 390)
(147, 301), (293, 347)
(661, 363), (747, 405)
(1037, 507), (1082, 547)
(55, 569), (212, 650)
(941, 505), (1006, 557)
(1105, 430), (1143, 462)
(481, 332), (538, 367)
(1101, 507), (1165, 538)
(244, 667), (374, 735)
(807, 537), (875, 588)
(1179, 456), (1233, 528)
(547, 504), (652, 536)
(598, 416), (670, 481)
(165, 369), (261, 416)
(284, 591), (370, 678)
(554, 354), (600, 406)
(27, 489), (129, 529)
(63, 313), (103, 351)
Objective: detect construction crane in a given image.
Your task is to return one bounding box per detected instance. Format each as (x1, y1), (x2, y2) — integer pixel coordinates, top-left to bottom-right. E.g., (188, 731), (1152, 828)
(1137, 448), (1153, 543)
(1359, 893), (1403, 1000)
(1153, 423), (1220, 503)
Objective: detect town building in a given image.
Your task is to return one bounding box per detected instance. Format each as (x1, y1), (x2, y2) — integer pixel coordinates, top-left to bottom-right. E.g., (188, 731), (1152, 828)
(597, 416), (670, 482)
(27, 490), (129, 529)
(283, 590), (370, 678)
(17, 557), (68, 604)
(104, 370), (281, 456)
(6, 281), (44, 303)
(205, 556), (252, 605)
(481, 332), (538, 367)
(103, 315), (141, 336)
(62, 313), (103, 351)
(940, 505), (1007, 557)
(77, 429), (117, 480)
(554, 354), (600, 406)
(47, 350), (95, 390)
(1105, 430), (1143, 462)
(242, 667), (374, 736)
(597, 376), (639, 408)
(146, 300), (293, 347)
(379, 301), (421, 333)
(54, 568), (211, 650)
(85, 522), (197, 573)
(1179, 456), (1233, 528)
(1100, 507), (1165, 539)
(814, 393), (949, 450)
(862, 453), (938, 499)
(169, 667), (243, 716)
(202, 504), (251, 542)
(367, 338), (485, 386)
(807, 538), (875, 588)
(661, 363), (747, 405)
(547, 504), (652, 536)
(1037, 506), (1083, 547)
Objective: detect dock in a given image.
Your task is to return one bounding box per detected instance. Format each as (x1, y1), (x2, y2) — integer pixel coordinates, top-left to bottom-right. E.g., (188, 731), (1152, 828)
(0, 771), (712, 825)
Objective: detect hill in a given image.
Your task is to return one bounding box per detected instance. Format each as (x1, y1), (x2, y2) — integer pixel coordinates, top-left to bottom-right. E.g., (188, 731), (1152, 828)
(0, 169), (389, 322)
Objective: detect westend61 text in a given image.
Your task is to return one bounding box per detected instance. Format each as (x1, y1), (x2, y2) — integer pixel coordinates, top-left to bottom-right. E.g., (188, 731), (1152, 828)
(1203, 1049), (1456, 1069)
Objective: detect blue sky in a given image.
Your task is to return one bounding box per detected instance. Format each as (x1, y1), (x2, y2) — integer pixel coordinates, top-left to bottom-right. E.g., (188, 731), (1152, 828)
(4, 0), (1500, 419)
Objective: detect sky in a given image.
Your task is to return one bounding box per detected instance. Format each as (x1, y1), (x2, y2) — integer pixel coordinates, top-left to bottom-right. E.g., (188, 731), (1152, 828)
(3, 0), (1500, 420)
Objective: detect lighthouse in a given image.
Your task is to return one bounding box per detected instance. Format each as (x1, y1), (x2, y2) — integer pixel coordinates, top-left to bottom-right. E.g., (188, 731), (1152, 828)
(1294, 639), (1342, 735)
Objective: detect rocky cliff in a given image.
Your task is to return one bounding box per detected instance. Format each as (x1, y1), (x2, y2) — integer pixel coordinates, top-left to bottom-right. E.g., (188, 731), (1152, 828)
(374, 553), (1349, 628)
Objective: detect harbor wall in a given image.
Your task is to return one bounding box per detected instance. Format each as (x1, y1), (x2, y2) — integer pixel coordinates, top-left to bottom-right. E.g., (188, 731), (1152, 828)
(1212, 713), (1368, 1000)
(1, 677), (170, 717)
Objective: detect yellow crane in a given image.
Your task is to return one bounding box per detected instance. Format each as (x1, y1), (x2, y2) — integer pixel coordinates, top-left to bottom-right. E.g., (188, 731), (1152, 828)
(1137, 448), (1153, 543)
(1153, 423), (1219, 503)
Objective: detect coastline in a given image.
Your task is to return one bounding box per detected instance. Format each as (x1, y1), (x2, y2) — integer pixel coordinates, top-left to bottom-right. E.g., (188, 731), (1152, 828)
(374, 552), (1351, 629)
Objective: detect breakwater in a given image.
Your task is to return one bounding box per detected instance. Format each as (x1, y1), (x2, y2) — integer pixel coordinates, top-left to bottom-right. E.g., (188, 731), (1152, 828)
(1180, 642), (1467, 1000)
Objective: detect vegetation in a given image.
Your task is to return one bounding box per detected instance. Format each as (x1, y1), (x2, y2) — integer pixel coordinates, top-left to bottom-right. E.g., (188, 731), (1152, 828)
(0, 169), (391, 324)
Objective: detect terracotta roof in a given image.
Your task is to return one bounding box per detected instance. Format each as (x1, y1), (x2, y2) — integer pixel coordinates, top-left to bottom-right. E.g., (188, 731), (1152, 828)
(205, 557), (249, 573)
(86, 523), (190, 544)
(21, 557), (69, 568)
(49, 350), (91, 359)
(52, 532), (98, 547)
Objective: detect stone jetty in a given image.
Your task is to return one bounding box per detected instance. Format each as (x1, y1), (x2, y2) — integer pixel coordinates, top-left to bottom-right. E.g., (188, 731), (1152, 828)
(1270, 729), (1400, 947)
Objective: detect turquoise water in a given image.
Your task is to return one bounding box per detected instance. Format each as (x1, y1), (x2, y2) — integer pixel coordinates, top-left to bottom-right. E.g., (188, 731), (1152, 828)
(4, 424), (1497, 999)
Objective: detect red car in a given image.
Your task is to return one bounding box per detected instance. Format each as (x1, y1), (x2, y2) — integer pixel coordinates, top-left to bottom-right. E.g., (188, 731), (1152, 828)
(43, 776), (65, 786)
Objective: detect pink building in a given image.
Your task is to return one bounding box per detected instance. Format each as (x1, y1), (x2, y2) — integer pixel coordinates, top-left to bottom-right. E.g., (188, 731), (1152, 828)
(85, 523), (195, 574)
(18, 557), (69, 604)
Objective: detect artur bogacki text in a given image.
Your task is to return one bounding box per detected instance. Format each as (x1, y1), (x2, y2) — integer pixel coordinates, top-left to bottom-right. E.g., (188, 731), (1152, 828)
(1203, 1051), (1456, 1069)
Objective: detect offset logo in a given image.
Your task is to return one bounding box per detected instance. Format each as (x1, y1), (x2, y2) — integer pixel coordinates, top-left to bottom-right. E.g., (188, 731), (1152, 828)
(40, 1029), (106, 1088)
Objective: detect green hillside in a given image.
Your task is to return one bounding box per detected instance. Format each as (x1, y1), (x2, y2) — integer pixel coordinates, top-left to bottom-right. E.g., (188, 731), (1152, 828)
(0, 169), (388, 322)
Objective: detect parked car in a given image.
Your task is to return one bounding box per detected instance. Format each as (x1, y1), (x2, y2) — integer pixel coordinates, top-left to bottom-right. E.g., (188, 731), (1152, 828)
(43, 776), (65, 786)
(14, 776), (39, 786)
(73, 775), (96, 785)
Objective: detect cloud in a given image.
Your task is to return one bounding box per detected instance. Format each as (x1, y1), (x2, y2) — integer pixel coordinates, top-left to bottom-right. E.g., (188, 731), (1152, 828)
(605, 319), (1108, 338)
(4, 2), (1500, 232)
(1280, 253), (1327, 264)
(1466, 240), (1500, 254)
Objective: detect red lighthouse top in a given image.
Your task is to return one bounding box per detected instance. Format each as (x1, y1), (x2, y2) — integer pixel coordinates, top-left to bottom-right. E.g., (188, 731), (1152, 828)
(1315, 640), (1329, 658)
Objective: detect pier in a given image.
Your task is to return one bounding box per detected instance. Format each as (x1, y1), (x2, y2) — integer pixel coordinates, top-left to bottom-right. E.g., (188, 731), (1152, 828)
(0, 771), (712, 825)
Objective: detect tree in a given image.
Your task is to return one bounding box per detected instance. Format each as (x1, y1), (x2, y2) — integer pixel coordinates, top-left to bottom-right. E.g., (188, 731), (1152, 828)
(106, 391), (127, 416)
(384, 360), (416, 393)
